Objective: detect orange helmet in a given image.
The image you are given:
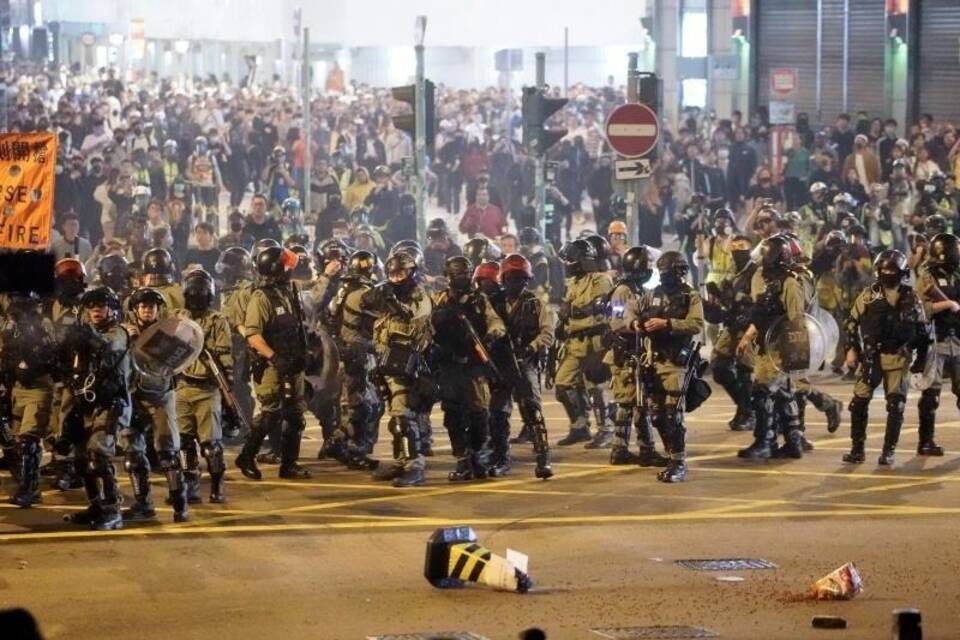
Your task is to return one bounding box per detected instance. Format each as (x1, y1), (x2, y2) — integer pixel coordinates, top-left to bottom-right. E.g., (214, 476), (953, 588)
(54, 257), (87, 281)
(472, 260), (501, 284)
(500, 253), (533, 279)
(607, 220), (627, 236)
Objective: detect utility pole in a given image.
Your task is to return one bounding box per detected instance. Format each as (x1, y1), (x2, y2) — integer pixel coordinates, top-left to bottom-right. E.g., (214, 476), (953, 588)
(415, 40), (427, 243)
(534, 52), (547, 241)
(626, 52), (641, 245)
(301, 27), (311, 218)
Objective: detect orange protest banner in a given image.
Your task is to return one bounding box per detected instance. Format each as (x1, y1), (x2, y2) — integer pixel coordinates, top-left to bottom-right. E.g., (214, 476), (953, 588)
(0, 132), (56, 249)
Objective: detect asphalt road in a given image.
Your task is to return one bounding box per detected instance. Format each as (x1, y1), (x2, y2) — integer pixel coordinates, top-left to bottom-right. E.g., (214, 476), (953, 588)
(1, 375), (959, 640)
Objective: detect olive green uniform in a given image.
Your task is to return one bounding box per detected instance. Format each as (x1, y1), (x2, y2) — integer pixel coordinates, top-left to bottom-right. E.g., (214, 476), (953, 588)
(221, 280), (255, 433)
(555, 272), (613, 434)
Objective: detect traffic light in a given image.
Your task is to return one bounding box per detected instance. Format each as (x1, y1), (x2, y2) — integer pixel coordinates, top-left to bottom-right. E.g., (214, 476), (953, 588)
(522, 87), (568, 156)
(391, 79), (436, 157)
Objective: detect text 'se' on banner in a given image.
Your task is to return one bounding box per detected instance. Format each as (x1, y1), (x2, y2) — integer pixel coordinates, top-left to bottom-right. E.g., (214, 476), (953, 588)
(0, 132), (56, 249)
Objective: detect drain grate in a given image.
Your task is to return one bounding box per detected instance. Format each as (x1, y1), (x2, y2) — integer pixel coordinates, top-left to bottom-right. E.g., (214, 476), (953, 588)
(591, 626), (720, 639)
(367, 633), (489, 640)
(674, 558), (777, 571)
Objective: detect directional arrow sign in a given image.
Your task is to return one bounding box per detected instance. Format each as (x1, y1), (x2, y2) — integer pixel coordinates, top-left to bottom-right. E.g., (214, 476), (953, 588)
(615, 158), (653, 181)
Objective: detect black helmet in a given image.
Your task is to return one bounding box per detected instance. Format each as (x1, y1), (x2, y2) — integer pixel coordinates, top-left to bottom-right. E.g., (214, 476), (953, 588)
(253, 238), (281, 257)
(928, 233), (960, 274)
(315, 238), (350, 273)
(390, 240), (425, 271)
(216, 246), (252, 286)
(347, 250), (380, 282)
(656, 251), (689, 289)
(256, 246), (297, 281)
(924, 214), (948, 237)
(518, 227), (542, 247)
(384, 251), (418, 296)
(97, 254), (130, 292)
(6, 292), (41, 321)
(183, 269), (216, 311)
(128, 287), (166, 311)
(284, 233), (310, 249)
(141, 248), (175, 286)
(55, 257), (87, 297)
(289, 245), (313, 280)
(584, 234), (612, 271)
(713, 207), (735, 228)
(874, 249), (909, 289)
(559, 239), (598, 276)
(760, 234), (793, 272)
(621, 246), (654, 285)
(463, 237), (502, 268)
(426, 218), (449, 240)
(81, 286), (120, 313)
(610, 195), (628, 217)
(445, 256), (474, 293)
(823, 230), (847, 249)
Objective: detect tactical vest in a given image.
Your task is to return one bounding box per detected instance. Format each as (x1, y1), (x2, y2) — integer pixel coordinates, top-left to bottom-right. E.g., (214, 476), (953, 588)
(930, 271), (960, 339)
(859, 284), (921, 352)
(646, 284), (694, 361)
(506, 290), (542, 349)
(434, 290), (489, 361)
(260, 284), (308, 365)
(753, 273), (787, 336)
(730, 262), (756, 331)
(331, 278), (376, 346)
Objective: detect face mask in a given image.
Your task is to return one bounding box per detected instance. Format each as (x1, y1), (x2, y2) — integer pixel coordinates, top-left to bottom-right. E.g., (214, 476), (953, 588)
(390, 278), (414, 297)
(660, 271), (682, 289)
(879, 272), (901, 289)
(477, 281), (499, 297)
(732, 250), (752, 272)
(56, 278), (84, 298)
(449, 275), (472, 293)
(502, 276), (526, 298)
(230, 221), (243, 233)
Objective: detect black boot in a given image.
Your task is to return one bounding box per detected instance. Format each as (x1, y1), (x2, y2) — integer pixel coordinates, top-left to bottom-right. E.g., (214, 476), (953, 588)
(67, 458), (103, 525)
(393, 465), (425, 487)
(182, 435), (202, 504)
(557, 427), (591, 446)
(122, 452), (156, 521)
(556, 386), (591, 445)
(879, 394), (904, 466)
(372, 424), (403, 481)
(91, 456), (123, 531)
(279, 418), (312, 479)
(54, 456), (84, 491)
(779, 429), (804, 459)
(657, 459), (687, 483)
(843, 396), (869, 464)
(9, 439), (42, 508)
(525, 409), (553, 480)
(636, 412), (669, 467)
(585, 429), (613, 449)
(509, 423), (532, 445)
(162, 454), (190, 523)
(488, 411), (511, 477)
(738, 392), (775, 459)
(235, 413), (272, 480)
(203, 442), (227, 503)
(448, 455), (475, 482)
(917, 390), (944, 456)
(393, 418), (425, 488)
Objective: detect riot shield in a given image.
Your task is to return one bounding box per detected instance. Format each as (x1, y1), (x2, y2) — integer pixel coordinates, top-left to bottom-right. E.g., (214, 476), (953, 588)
(304, 324), (341, 397)
(808, 303), (839, 371)
(764, 313), (827, 375)
(132, 316), (204, 378)
(910, 350), (941, 391)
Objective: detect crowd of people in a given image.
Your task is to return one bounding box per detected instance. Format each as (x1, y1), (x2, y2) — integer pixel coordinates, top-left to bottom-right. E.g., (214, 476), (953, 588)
(1, 61), (959, 531)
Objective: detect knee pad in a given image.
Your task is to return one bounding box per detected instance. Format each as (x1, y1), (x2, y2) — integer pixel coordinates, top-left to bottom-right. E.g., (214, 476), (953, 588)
(123, 450), (149, 474)
(885, 394), (906, 417)
(158, 450), (182, 472)
(201, 441), (224, 460)
(89, 451), (114, 476)
(919, 389), (940, 412)
(387, 417), (402, 438)
(848, 395), (870, 419)
(614, 404), (633, 426)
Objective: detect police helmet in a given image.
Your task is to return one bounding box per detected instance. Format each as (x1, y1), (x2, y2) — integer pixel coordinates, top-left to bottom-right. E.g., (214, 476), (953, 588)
(81, 286), (120, 311)
(500, 253), (534, 280)
(559, 239), (598, 276)
(622, 246), (654, 282)
(256, 246), (298, 280)
(874, 249), (909, 285)
(924, 214), (948, 237)
(141, 248), (175, 286)
(463, 237), (502, 268)
(216, 246), (252, 285)
(346, 250), (380, 282)
(128, 287), (166, 311)
(183, 269), (216, 311)
(518, 227), (542, 247)
(928, 233), (960, 274)
(584, 234), (613, 271)
(759, 234), (793, 271)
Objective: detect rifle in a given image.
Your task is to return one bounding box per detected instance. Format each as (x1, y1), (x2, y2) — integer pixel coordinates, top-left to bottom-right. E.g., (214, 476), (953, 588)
(455, 311), (501, 381)
(201, 348), (250, 436)
(676, 341), (705, 412)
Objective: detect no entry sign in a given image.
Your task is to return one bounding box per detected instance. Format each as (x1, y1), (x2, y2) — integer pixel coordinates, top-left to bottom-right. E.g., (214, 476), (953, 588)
(604, 103), (660, 158)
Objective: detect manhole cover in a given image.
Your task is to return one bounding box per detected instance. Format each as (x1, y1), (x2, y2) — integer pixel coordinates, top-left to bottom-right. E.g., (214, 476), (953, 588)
(674, 558), (777, 571)
(367, 633), (489, 640)
(591, 626), (720, 639)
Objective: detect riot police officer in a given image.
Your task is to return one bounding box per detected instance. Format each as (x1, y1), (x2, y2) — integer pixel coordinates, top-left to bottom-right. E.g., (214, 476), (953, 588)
(552, 239), (613, 447)
(844, 250), (929, 466)
(3, 294), (57, 507)
(364, 251), (434, 487)
(489, 254), (556, 478)
(235, 246), (312, 480)
(432, 256), (506, 481)
(66, 287), (132, 531)
(705, 235), (757, 432)
(518, 226), (553, 305)
(424, 218), (462, 282)
(97, 254), (132, 299)
(140, 248), (185, 311)
(217, 246), (256, 436)
(47, 258), (88, 490)
(624, 252), (705, 482)
(121, 288), (189, 522)
(605, 246), (671, 467)
(327, 250), (382, 469)
(177, 270), (233, 502)
(914, 232), (960, 457)
(736, 235), (807, 460)
(462, 237), (503, 269)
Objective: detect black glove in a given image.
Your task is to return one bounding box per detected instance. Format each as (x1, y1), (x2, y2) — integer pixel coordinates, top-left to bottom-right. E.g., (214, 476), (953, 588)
(270, 352), (297, 377)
